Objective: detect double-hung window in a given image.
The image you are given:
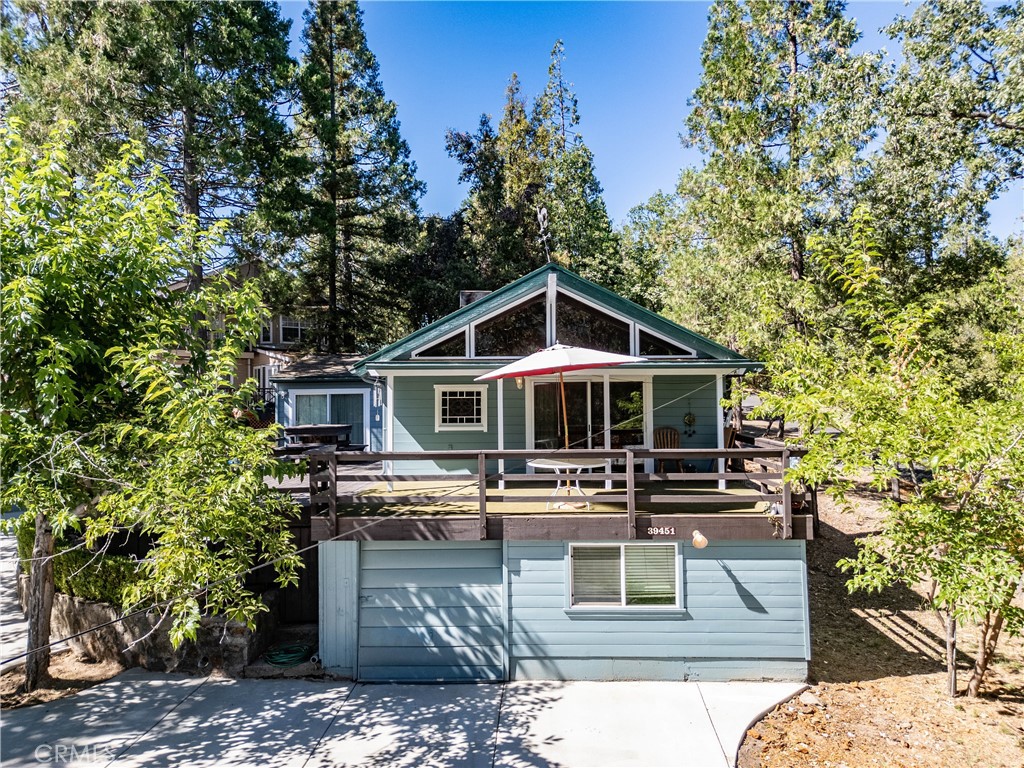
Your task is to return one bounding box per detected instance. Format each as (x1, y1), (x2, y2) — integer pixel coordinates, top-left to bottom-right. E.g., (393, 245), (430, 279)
(434, 384), (488, 432)
(280, 316), (307, 344)
(569, 543), (679, 608)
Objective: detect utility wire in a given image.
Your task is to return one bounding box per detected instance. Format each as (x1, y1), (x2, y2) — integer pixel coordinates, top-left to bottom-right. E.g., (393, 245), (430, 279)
(2, 377), (742, 666)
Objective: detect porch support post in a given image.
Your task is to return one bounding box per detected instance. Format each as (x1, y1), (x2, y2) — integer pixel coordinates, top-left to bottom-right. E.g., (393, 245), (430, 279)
(626, 449), (636, 539)
(385, 375), (394, 492)
(546, 271), (558, 346)
(478, 451), (488, 540)
(603, 373), (612, 490)
(497, 378), (505, 490)
(643, 379), (654, 475)
(715, 374), (726, 490)
(781, 448), (793, 540)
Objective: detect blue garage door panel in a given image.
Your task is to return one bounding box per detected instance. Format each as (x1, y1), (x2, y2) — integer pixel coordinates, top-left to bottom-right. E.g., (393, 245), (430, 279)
(357, 542), (505, 682)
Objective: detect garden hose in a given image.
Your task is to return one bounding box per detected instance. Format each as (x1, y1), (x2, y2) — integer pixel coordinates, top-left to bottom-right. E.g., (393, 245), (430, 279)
(263, 642), (314, 667)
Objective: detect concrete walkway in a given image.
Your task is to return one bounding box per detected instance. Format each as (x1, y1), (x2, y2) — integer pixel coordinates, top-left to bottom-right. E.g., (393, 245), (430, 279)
(1, 669), (804, 767)
(1, 533), (30, 675)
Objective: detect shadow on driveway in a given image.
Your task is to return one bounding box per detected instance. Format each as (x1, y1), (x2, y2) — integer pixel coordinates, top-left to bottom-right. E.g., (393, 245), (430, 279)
(1, 670), (803, 767)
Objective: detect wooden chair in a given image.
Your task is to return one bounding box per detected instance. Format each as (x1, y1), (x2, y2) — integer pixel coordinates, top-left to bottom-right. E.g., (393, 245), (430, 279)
(653, 426), (680, 473)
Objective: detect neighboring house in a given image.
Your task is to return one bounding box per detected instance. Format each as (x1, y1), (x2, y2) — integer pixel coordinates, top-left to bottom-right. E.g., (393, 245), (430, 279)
(288, 264), (813, 684)
(167, 263), (316, 418)
(271, 354), (382, 450)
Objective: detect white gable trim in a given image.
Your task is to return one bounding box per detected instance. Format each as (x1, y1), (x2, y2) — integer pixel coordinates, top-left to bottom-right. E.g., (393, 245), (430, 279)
(405, 282), (701, 361)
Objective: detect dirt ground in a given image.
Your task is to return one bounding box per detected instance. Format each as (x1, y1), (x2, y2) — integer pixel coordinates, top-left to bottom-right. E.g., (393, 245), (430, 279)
(738, 487), (1024, 768)
(0, 650), (124, 710)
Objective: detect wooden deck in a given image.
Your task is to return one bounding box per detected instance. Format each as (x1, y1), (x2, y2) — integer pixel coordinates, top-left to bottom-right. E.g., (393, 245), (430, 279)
(272, 446), (815, 543)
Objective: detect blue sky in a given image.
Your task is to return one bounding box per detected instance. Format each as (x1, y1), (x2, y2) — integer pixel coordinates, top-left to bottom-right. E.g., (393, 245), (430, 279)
(279, 1), (1022, 240)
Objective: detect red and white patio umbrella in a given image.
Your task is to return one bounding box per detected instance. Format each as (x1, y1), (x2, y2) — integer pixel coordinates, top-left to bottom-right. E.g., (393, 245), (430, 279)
(475, 344), (646, 449)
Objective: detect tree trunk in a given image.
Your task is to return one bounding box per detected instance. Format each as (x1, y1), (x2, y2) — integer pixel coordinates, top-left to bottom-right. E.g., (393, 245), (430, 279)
(181, 27), (202, 294)
(945, 612), (957, 698)
(966, 610), (1004, 697)
(326, 18), (340, 353)
(24, 510), (55, 692)
(340, 224), (355, 351)
(785, 4), (804, 284)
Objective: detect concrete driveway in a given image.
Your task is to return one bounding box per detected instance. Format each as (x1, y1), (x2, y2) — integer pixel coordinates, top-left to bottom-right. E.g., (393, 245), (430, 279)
(0, 669), (803, 767)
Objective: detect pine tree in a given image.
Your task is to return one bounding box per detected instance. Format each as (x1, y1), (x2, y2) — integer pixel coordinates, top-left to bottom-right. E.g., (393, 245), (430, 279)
(445, 113), (544, 288)
(4, 1), (297, 288)
(534, 41), (622, 292)
(663, 0), (880, 355)
(294, 0), (423, 352)
(446, 41), (621, 293)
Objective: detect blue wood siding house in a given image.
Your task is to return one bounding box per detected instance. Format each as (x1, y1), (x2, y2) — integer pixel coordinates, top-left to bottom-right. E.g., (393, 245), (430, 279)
(271, 354), (384, 451)
(291, 264), (814, 683)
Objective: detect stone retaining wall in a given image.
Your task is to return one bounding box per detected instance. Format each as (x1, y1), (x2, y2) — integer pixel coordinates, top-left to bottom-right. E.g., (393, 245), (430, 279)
(18, 576), (278, 676)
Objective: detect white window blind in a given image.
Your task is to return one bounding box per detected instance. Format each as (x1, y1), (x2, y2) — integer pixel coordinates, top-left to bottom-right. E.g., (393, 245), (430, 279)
(625, 545), (676, 606)
(571, 546), (621, 605)
(570, 544), (678, 608)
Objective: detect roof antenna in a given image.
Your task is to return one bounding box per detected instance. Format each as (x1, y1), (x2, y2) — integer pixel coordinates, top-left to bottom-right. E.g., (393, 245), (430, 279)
(537, 206), (551, 263)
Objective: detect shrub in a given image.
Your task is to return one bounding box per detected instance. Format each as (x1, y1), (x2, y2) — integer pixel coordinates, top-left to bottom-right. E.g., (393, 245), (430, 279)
(14, 516), (141, 608)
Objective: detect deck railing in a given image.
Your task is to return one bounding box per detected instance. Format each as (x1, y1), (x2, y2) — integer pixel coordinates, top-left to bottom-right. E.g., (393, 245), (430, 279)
(299, 446), (810, 541)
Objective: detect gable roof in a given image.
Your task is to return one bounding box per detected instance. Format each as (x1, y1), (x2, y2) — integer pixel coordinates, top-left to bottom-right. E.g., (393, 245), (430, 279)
(354, 264), (756, 374)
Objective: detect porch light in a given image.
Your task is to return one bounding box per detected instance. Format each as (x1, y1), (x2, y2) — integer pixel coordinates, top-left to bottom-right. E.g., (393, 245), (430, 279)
(691, 530), (708, 549)
(515, 376), (524, 390)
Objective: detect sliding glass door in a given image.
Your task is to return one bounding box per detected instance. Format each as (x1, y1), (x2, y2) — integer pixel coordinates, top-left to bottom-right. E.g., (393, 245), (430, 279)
(532, 380), (644, 451)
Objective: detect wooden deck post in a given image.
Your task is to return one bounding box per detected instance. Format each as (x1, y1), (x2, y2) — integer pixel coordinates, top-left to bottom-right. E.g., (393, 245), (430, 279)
(478, 451), (488, 540)
(328, 449), (338, 533)
(308, 448), (338, 535)
(781, 448), (793, 540)
(626, 449), (636, 540)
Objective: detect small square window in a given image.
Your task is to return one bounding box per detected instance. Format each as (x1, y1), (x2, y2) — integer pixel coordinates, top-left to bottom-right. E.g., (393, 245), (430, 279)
(434, 385), (488, 432)
(570, 543), (678, 608)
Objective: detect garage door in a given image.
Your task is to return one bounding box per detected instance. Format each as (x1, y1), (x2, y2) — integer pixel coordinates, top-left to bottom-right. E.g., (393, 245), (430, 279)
(358, 541), (505, 681)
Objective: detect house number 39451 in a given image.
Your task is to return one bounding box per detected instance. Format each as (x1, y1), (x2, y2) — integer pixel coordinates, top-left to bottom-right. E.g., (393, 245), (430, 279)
(647, 526), (676, 536)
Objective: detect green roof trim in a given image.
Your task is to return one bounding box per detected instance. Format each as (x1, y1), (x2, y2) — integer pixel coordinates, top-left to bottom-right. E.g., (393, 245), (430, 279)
(354, 264), (752, 375)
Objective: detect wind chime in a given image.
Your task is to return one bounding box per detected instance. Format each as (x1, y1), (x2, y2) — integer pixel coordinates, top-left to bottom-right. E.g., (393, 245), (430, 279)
(682, 400), (697, 437)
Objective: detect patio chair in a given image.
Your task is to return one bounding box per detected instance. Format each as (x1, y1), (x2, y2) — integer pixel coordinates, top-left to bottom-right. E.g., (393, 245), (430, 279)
(653, 426), (680, 473)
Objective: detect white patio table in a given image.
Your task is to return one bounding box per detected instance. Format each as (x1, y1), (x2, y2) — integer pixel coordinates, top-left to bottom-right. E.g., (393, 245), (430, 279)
(527, 457), (608, 510)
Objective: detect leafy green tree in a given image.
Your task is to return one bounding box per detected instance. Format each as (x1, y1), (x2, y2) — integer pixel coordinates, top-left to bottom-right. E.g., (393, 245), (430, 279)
(1, 124), (299, 691)
(293, 0), (423, 352)
(616, 193), (682, 313)
(860, 0), (1022, 299)
(763, 212), (1024, 697)
(3, 0), (297, 287)
(663, 0), (880, 356)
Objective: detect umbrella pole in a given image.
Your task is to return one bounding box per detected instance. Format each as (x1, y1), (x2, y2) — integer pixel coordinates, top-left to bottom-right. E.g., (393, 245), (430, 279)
(559, 371), (570, 450)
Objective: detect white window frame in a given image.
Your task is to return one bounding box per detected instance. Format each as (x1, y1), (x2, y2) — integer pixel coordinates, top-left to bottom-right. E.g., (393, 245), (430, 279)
(434, 384), (488, 432)
(567, 542), (681, 610)
(405, 284), (700, 360)
(260, 323), (274, 344)
(469, 290), (548, 358)
(635, 326), (697, 358)
(412, 328), (470, 359)
(279, 316), (307, 344)
(287, 389), (370, 445)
